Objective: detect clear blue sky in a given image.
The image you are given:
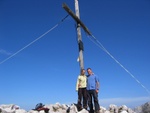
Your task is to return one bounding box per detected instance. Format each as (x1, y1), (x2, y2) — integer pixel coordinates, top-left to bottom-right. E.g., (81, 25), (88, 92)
(0, 0), (150, 110)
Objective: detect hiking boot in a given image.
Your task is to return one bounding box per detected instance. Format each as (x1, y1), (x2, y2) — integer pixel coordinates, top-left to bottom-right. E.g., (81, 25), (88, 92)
(95, 110), (100, 113)
(88, 110), (94, 113)
(77, 107), (83, 111)
(83, 106), (87, 110)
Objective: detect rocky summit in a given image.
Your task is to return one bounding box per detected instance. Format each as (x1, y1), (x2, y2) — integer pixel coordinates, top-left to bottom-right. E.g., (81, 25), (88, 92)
(0, 102), (150, 113)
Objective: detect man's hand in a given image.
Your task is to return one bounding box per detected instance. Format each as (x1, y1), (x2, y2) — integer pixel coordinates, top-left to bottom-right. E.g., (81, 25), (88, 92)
(96, 89), (99, 93)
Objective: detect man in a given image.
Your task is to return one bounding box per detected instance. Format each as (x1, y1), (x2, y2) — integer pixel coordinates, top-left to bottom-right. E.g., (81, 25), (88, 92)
(76, 69), (87, 111)
(86, 68), (100, 113)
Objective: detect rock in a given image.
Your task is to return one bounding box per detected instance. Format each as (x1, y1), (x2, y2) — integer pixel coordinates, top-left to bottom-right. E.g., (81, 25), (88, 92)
(118, 105), (128, 112)
(78, 109), (88, 113)
(39, 111), (45, 113)
(28, 110), (39, 113)
(70, 104), (78, 113)
(0, 104), (20, 113)
(0, 104), (19, 110)
(16, 109), (27, 113)
(120, 111), (128, 113)
(105, 110), (111, 113)
(133, 106), (142, 113)
(127, 108), (135, 113)
(52, 103), (60, 111)
(100, 106), (107, 113)
(109, 104), (118, 113)
(61, 104), (68, 110)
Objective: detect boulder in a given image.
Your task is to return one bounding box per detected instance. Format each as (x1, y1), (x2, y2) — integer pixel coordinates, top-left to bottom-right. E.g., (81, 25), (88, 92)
(0, 104), (20, 113)
(16, 109), (27, 113)
(109, 104), (118, 113)
(78, 109), (88, 113)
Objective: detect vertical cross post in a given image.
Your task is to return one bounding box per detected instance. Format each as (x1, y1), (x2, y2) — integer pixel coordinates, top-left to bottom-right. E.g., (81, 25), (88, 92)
(75, 0), (84, 70)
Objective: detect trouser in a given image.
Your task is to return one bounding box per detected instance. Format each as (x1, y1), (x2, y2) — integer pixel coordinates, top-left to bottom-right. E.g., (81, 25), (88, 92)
(87, 90), (100, 112)
(77, 88), (87, 109)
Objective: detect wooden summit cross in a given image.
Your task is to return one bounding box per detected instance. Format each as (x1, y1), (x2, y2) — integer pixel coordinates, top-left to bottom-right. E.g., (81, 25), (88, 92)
(62, 0), (91, 70)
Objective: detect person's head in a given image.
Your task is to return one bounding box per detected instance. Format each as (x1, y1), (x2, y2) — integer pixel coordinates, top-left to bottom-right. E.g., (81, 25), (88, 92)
(87, 68), (93, 75)
(80, 69), (85, 75)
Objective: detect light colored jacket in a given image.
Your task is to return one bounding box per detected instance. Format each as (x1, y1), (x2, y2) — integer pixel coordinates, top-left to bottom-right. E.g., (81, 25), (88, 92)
(76, 74), (87, 91)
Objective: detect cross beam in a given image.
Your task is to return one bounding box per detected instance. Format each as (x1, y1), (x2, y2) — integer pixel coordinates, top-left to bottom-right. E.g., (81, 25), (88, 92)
(62, 3), (91, 36)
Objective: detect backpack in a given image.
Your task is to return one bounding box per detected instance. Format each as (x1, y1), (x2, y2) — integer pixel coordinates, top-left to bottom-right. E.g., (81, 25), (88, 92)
(35, 103), (44, 110)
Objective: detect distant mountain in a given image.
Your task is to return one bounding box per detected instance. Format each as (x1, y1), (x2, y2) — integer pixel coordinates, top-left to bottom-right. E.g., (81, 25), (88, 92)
(133, 102), (150, 113)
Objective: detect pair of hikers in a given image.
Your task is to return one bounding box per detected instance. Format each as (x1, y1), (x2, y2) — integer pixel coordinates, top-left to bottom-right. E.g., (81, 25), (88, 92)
(76, 68), (100, 113)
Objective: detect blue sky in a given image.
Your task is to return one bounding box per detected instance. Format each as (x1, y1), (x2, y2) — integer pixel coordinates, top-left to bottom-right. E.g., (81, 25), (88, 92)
(0, 0), (150, 110)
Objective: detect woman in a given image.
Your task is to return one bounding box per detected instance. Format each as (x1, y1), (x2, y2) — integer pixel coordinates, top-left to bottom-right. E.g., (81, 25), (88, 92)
(76, 69), (87, 111)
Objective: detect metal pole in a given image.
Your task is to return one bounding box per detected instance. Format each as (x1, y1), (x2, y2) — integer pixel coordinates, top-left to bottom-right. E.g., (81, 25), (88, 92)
(75, 0), (84, 70)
